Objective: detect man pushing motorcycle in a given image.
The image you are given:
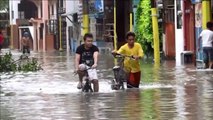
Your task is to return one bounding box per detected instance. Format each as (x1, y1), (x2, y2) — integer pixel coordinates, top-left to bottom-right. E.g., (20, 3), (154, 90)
(112, 31), (144, 88)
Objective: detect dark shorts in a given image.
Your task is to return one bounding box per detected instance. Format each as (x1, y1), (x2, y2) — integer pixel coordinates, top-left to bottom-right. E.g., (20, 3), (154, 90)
(23, 46), (30, 54)
(203, 47), (213, 62)
(127, 71), (141, 88)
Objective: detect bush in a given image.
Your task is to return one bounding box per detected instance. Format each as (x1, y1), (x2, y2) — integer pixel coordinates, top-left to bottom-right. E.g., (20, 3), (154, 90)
(0, 52), (42, 73)
(0, 52), (17, 72)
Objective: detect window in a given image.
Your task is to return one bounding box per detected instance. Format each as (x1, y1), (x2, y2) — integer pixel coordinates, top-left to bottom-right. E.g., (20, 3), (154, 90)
(40, 23), (43, 39)
(60, 0), (63, 7)
(48, 19), (57, 34)
(52, 5), (54, 15)
(0, 13), (7, 20)
(18, 11), (25, 19)
(0, 12), (9, 28)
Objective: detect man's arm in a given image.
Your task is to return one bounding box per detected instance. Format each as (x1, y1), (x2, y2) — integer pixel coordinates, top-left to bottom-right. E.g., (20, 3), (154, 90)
(138, 44), (144, 59)
(117, 46), (125, 54)
(132, 44), (144, 60)
(197, 31), (204, 51)
(211, 32), (213, 46)
(75, 53), (80, 71)
(92, 51), (99, 68)
(112, 46), (125, 56)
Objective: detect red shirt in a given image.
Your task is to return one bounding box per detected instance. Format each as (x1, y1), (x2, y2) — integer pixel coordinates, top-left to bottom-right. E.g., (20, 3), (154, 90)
(0, 34), (3, 44)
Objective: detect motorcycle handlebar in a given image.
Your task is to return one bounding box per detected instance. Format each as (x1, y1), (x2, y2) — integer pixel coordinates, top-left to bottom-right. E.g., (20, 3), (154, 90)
(112, 53), (135, 59)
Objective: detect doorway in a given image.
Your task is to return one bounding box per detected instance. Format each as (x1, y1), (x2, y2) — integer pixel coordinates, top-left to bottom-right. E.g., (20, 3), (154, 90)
(18, 26), (35, 51)
(183, 0), (195, 52)
(163, 0), (176, 58)
(116, 0), (131, 48)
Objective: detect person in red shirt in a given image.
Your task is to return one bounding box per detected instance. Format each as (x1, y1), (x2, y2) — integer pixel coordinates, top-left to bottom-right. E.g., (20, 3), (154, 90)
(0, 31), (4, 53)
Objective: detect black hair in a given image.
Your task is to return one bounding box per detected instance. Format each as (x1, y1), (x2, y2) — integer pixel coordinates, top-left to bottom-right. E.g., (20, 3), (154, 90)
(125, 31), (135, 39)
(83, 33), (93, 41)
(207, 22), (213, 29)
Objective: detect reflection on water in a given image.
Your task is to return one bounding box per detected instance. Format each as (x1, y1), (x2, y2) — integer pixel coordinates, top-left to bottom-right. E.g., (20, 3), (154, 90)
(0, 52), (213, 120)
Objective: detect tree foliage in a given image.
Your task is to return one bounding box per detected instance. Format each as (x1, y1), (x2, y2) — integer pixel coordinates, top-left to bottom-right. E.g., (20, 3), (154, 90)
(0, 0), (9, 11)
(0, 53), (42, 73)
(135, 0), (163, 58)
(135, 0), (153, 56)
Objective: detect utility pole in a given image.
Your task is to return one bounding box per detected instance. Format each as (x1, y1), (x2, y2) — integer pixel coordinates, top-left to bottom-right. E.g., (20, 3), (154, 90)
(59, 15), (63, 51)
(202, 0), (211, 29)
(57, 0), (60, 50)
(129, 0), (133, 31)
(113, 0), (117, 50)
(151, 0), (160, 65)
(82, 0), (89, 36)
(58, 0), (63, 51)
(113, 0), (118, 65)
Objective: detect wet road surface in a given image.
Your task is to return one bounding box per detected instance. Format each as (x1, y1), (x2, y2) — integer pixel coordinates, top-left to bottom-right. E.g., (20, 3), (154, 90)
(0, 51), (213, 120)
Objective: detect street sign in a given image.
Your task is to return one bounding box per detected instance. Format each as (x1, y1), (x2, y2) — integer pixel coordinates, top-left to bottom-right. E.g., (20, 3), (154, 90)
(89, 0), (104, 15)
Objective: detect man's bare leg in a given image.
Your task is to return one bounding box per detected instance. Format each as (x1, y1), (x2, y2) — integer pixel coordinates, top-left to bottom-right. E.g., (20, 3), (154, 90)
(209, 61), (213, 69)
(77, 71), (84, 89)
(92, 79), (99, 92)
(204, 61), (209, 69)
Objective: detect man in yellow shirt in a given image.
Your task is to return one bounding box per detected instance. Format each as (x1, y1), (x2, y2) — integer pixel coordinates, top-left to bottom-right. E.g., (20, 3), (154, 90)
(112, 32), (144, 88)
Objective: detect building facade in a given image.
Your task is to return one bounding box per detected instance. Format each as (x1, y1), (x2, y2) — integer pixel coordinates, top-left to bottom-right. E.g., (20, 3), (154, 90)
(162, 0), (212, 65)
(9, 0), (135, 52)
(9, 0), (79, 52)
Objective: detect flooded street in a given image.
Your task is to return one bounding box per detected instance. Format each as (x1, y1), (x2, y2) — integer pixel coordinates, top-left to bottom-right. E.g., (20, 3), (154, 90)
(0, 51), (213, 120)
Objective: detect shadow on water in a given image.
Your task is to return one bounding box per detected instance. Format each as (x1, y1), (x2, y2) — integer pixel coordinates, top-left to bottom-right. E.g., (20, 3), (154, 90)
(0, 52), (213, 120)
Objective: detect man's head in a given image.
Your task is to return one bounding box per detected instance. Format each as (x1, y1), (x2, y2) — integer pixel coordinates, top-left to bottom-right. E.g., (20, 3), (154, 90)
(126, 31), (136, 47)
(207, 22), (213, 30)
(23, 32), (30, 37)
(83, 33), (93, 48)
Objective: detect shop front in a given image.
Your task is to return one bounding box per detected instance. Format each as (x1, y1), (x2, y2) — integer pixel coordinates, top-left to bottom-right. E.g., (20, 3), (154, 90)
(194, 0), (212, 62)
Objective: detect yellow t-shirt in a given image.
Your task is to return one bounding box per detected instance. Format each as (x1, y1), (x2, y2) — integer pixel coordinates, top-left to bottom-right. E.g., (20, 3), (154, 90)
(117, 43), (144, 73)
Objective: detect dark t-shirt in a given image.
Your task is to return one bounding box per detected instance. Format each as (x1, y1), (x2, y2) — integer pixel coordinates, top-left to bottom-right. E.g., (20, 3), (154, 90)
(76, 44), (99, 66)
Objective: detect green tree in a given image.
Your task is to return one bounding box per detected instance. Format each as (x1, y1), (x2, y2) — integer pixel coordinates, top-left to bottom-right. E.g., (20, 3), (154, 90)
(0, 0), (9, 11)
(0, 53), (42, 73)
(135, 0), (153, 57)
